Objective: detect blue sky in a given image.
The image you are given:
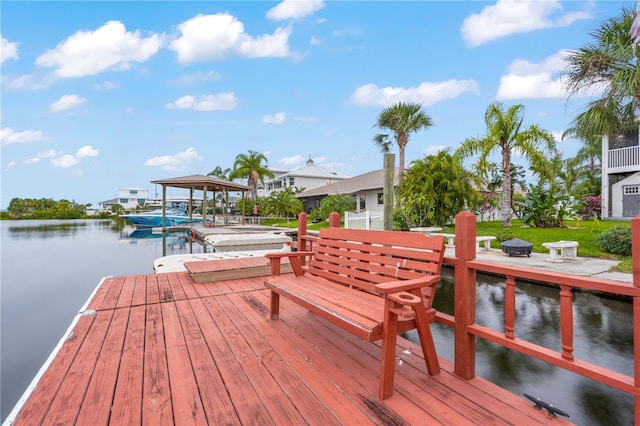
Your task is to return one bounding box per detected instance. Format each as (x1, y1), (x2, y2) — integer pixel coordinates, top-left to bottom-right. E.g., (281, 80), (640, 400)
(1, 1), (634, 208)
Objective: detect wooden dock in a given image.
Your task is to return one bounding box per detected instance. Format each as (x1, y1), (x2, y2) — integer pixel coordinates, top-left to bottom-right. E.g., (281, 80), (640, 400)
(7, 266), (574, 425)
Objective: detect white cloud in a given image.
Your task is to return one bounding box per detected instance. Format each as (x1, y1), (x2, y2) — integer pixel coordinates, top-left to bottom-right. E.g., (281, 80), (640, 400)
(169, 13), (291, 63)
(1, 73), (54, 90)
(76, 145), (99, 157)
(49, 94), (86, 112)
(461, 0), (591, 47)
(37, 149), (58, 158)
(262, 112), (286, 124)
(36, 20), (163, 77)
(350, 79), (479, 107)
(165, 93), (238, 111)
(94, 81), (118, 90)
(24, 157), (41, 165)
(310, 36), (321, 46)
(51, 154), (79, 168)
(7, 160), (16, 168)
(143, 147), (203, 171)
(1, 35), (18, 63)
(0, 127), (45, 145)
(171, 70), (222, 85)
(278, 155), (305, 165)
(551, 131), (564, 142)
(496, 50), (605, 100)
(267, 0), (325, 20)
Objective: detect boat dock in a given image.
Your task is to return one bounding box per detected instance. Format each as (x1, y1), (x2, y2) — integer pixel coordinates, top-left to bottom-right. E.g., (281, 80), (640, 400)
(5, 266), (573, 425)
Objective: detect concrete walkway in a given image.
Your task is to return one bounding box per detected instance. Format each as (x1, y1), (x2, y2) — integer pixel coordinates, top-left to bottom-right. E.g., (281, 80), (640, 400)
(448, 247), (633, 284)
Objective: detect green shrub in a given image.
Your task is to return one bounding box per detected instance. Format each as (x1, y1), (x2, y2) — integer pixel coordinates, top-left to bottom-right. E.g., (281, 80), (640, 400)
(497, 228), (516, 242)
(596, 226), (632, 256)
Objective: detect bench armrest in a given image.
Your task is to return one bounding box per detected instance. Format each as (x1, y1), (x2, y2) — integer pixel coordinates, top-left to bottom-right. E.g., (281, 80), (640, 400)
(265, 251), (314, 276)
(375, 275), (440, 294)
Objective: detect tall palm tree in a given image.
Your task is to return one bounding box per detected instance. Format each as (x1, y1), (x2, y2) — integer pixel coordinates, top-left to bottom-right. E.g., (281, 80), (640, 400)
(455, 102), (557, 226)
(562, 6), (640, 139)
(373, 102), (433, 180)
(229, 150), (274, 200)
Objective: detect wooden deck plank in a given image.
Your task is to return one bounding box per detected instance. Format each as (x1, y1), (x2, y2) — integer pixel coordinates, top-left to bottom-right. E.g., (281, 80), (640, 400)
(161, 301), (208, 425)
(76, 307), (129, 425)
(204, 295), (310, 425)
(115, 275), (137, 309)
(189, 294), (275, 425)
(142, 303), (173, 425)
(228, 290), (381, 425)
(175, 299), (241, 424)
(43, 310), (114, 424)
(157, 273), (175, 303)
(86, 276), (114, 311)
(215, 293), (343, 426)
(131, 274), (148, 307)
(11, 315), (96, 425)
(166, 272), (187, 301)
(252, 289), (442, 425)
(8, 268), (578, 426)
(110, 305), (145, 425)
(145, 274), (160, 305)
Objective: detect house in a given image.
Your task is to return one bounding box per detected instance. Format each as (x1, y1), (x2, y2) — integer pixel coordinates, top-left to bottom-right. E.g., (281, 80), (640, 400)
(99, 188), (149, 211)
(601, 124), (640, 219)
(260, 159), (351, 196)
(296, 168), (399, 213)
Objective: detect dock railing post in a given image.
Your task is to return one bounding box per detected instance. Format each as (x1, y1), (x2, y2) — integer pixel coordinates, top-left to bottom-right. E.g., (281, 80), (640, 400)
(632, 214), (639, 425)
(454, 211), (477, 379)
(329, 211), (340, 228)
(297, 212), (308, 252)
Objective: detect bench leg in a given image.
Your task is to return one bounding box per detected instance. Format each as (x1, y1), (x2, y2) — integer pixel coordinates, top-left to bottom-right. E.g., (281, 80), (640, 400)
(379, 299), (400, 399)
(412, 301), (441, 377)
(270, 291), (280, 320)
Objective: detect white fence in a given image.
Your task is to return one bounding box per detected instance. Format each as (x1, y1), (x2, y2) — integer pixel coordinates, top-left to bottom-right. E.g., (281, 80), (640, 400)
(344, 210), (384, 230)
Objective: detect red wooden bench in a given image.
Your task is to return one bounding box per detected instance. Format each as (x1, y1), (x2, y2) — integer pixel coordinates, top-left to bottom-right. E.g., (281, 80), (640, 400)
(264, 227), (445, 399)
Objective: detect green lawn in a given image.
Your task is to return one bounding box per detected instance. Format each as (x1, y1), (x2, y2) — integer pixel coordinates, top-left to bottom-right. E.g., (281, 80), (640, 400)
(262, 217), (633, 273)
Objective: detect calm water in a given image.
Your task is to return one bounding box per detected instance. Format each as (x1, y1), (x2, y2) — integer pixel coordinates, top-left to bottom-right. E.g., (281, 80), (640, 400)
(1, 219), (634, 425)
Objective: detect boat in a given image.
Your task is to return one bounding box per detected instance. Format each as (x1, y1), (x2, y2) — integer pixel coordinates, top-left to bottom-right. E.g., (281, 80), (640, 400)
(120, 209), (202, 228)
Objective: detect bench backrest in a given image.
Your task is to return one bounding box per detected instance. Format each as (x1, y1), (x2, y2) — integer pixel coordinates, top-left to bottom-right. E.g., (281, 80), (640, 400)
(307, 228), (445, 294)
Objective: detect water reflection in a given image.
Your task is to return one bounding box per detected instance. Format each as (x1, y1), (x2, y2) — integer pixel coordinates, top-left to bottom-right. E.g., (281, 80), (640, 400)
(425, 268), (634, 426)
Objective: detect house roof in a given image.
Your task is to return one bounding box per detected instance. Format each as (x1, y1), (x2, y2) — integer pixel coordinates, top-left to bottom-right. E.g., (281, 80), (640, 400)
(151, 174), (250, 192)
(296, 168), (400, 198)
(265, 159), (351, 182)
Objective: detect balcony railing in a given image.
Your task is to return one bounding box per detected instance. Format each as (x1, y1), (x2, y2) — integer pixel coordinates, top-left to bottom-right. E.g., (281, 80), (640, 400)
(608, 145), (640, 170)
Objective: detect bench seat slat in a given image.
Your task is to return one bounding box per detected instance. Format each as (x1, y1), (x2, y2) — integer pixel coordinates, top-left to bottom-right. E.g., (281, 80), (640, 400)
(265, 275), (383, 341)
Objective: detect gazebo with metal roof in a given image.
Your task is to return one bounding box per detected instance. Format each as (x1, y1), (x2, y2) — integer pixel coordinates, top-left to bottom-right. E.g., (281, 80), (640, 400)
(150, 174), (250, 228)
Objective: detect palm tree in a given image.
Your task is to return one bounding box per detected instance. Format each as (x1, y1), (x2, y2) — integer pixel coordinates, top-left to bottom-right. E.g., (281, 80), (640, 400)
(562, 6), (640, 139)
(207, 166), (231, 180)
(373, 102), (433, 180)
(455, 102), (557, 226)
(229, 150), (274, 200)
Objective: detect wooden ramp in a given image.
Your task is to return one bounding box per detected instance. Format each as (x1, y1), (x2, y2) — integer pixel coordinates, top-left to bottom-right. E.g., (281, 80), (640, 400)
(8, 268), (574, 425)
(184, 256), (293, 283)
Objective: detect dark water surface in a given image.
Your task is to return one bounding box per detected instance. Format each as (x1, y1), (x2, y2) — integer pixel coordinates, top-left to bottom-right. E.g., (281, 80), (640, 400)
(1, 219), (634, 425)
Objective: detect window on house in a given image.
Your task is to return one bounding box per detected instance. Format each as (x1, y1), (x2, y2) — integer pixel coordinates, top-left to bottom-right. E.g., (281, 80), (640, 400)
(137, 199), (145, 204)
(129, 190), (138, 195)
(289, 177), (295, 187)
(360, 194), (366, 210)
(119, 198), (128, 203)
(377, 192), (384, 204)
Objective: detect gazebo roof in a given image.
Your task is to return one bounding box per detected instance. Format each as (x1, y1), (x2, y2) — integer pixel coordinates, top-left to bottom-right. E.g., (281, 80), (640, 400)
(151, 174), (249, 192)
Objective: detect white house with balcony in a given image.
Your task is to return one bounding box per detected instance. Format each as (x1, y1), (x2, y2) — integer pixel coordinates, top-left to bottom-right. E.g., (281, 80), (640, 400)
(99, 188), (150, 211)
(260, 159), (351, 196)
(601, 124), (640, 219)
